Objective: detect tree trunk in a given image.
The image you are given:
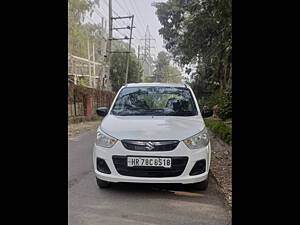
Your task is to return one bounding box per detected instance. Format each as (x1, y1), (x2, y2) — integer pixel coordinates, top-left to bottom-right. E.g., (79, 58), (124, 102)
(223, 62), (227, 89)
(217, 47), (225, 91)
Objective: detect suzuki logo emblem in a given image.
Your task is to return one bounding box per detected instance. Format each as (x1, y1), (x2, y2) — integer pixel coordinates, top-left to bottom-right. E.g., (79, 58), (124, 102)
(145, 142), (155, 151)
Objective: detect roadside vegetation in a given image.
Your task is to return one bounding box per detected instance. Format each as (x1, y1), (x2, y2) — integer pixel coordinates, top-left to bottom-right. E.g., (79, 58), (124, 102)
(204, 119), (231, 145)
(202, 88), (232, 144)
(199, 88), (232, 121)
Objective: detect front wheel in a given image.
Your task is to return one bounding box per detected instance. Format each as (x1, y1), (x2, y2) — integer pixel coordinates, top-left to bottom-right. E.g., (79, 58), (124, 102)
(194, 177), (209, 190)
(96, 177), (111, 188)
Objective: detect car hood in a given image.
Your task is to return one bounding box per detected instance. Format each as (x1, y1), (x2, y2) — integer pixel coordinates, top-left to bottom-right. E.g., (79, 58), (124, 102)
(100, 115), (205, 141)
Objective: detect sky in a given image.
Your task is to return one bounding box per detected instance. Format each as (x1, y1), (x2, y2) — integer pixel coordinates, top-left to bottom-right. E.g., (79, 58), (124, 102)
(88, 0), (168, 59)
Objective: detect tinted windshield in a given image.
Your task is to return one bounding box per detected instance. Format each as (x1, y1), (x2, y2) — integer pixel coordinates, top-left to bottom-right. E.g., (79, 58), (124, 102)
(111, 87), (198, 116)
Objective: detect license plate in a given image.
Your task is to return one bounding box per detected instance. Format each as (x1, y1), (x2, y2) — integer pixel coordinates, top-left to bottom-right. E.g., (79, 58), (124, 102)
(127, 157), (171, 168)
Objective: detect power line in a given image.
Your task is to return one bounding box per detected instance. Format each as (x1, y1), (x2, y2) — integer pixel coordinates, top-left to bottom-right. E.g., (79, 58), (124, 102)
(114, 29), (127, 38)
(84, 17), (99, 24)
(126, 0), (157, 56)
(99, 0), (141, 56)
(84, 6), (107, 25)
(122, 1), (146, 39)
(128, 0), (147, 33)
(95, 1), (141, 45)
(112, 18), (140, 42)
(118, 0), (146, 37)
(114, 0), (130, 15)
(101, 0), (124, 19)
(94, 8), (105, 18)
(110, 0), (145, 42)
(128, 0), (146, 28)
(112, 19), (132, 38)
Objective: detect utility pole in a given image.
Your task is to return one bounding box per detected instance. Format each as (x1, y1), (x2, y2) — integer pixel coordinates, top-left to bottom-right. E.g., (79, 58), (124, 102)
(111, 15), (135, 84)
(98, 17), (108, 90)
(87, 39), (92, 87)
(92, 42), (96, 88)
(125, 15), (134, 84)
(98, 18), (104, 89)
(103, 0), (135, 86)
(103, 0), (113, 90)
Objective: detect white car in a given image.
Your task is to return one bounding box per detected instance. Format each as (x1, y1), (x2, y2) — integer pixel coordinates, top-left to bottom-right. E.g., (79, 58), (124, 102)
(93, 83), (213, 190)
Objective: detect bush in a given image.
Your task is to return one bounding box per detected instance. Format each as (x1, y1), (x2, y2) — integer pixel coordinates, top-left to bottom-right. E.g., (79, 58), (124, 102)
(204, 119), (232, 144)
(215, 88), (232, 120)
(199, 91), (223, 109)
(199, 88), (232, 121)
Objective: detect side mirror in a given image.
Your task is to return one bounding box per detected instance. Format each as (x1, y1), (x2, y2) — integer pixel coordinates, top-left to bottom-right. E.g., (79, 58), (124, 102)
(96, 107), (109, 117)
(201, 109), (213, 118)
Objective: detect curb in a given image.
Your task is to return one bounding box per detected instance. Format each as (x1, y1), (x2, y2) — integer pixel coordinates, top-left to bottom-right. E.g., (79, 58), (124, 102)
(207, 128), (232, 210)
(210, 170), (232, 210)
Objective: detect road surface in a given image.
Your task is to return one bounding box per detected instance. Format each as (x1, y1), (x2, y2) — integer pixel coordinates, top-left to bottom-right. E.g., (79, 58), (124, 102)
(68, 130), (231, 225)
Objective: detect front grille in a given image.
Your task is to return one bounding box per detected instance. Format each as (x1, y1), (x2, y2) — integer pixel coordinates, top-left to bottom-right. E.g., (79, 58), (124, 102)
(112, 156), (188, 177)
(121, 140), (179, 151)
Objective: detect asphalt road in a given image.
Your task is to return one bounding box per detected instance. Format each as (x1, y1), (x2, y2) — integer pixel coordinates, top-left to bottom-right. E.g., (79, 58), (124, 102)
(68, 130), (231, 225)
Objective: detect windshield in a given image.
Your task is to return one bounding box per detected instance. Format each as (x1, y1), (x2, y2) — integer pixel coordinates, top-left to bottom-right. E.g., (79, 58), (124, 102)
(111, 86), (198, 116)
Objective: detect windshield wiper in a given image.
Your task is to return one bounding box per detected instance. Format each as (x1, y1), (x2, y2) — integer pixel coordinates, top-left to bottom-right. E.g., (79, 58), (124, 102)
(166, 111), (197, 116)
(112, 109), (146, 116)
(142, 109), (165, 116)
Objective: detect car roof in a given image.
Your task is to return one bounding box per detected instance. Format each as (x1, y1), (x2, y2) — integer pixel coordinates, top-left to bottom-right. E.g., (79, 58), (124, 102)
(125, 83), (187, 88)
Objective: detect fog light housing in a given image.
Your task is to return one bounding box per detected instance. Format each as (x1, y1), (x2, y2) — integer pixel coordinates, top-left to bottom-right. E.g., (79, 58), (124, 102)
(96, 157), (111, 174)
(189, 159), (206, 176)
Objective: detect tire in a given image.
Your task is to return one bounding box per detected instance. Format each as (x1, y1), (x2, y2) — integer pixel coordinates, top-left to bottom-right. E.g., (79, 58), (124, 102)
(194, 177), (209, 191)
(96, 177), (111, 188)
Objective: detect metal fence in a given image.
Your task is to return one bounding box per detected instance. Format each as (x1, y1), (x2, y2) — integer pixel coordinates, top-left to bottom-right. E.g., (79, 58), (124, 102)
(68, 54), (106, 88)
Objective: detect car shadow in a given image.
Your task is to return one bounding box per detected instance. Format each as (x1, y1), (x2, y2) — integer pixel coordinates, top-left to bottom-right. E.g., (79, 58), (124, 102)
(111, 182), (198, 192)
(94, 174), (227, 209)
(104, 179), (222, 206)
(105, 174), (218, 199)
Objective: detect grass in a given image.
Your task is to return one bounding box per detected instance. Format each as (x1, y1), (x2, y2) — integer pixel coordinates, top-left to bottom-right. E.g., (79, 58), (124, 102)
(69, 114), (102, 124)
(90, 114), (102, 121)
(204, 118), (232, 145)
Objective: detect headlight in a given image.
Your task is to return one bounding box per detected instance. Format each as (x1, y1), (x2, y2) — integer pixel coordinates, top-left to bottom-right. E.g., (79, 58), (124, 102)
(96, 129), (117, 148)
(183, 128), (209, 149)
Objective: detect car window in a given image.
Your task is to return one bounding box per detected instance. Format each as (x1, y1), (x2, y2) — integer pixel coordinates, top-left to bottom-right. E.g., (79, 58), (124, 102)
(111, 87), (198, 116)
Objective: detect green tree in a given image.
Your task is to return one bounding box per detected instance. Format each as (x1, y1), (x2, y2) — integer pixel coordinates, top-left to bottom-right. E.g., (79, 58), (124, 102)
(68, 0), (100, 57)
(153, 51), (182, 83)
(144, 76), (154, 83)
(154, 0), (232, 93)
(109, 41), (143, 92)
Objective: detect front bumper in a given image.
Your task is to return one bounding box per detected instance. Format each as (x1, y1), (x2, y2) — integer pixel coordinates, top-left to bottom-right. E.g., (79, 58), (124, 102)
(92, 141), (211, 184)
